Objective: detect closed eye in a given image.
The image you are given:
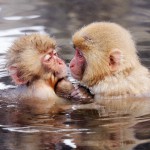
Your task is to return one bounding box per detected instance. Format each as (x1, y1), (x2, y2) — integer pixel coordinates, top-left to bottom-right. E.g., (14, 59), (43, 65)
(78, 50), (83, 56)
(53, 52), (57, 56)
(53, 50), (58, 56)
(43, 54), (51, 62)
(77, 49), (83, 58)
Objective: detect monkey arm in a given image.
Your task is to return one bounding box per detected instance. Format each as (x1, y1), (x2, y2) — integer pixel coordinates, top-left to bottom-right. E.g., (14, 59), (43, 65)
(55, 78), (94, 104)
(71, 84), (94, 104)
(55, 78), (74, 99)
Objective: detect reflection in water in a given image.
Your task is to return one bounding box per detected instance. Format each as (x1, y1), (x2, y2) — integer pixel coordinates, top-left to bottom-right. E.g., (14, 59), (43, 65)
(0, 0), (150, 150)
(0, 94), (149, 150)
(4, 15), (40, 20)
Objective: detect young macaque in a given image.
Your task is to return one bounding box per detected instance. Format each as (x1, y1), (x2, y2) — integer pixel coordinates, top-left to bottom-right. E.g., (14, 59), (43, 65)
(6, 33), (92, 114)
(70, 22), (150, 99)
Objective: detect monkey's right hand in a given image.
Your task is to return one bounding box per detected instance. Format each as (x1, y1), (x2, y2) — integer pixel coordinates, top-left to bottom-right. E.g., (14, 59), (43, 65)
(55, 78), (74, 99)
(55, 78), (94, 104)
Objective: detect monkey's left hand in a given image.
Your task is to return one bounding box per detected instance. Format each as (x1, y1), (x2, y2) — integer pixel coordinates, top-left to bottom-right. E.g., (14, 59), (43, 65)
(70, 84), (94, 104)
(55, 78), (94, 104)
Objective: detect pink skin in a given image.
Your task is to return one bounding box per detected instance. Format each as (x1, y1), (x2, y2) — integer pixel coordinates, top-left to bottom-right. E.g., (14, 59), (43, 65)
(69, 48), (87, 98)
(42, 49), (67, 79)
(69, 48), (86, 81)
(69, 49), (94, 101)
(8, 66), (27, 85)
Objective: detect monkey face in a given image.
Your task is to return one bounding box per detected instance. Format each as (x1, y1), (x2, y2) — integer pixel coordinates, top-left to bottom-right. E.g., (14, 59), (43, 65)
(69, 48), (86, 81)
(70, 22), (141, 88)
(7, 33), (67, 85)
(41, 49), (67, 79)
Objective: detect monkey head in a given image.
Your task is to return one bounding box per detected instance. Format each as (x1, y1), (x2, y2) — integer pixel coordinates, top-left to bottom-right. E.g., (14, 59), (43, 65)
(7, 33), (67, 85)
(70, 22), (140, 87)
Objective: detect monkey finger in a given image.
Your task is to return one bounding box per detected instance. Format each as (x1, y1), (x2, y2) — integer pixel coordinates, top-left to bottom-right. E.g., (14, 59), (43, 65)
(71, 90), (81, 97)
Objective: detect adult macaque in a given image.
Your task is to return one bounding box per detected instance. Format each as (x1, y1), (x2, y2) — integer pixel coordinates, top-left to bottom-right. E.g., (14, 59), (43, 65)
(70, 22), (150, 99)
(5, 33), (92, 114)
(55, 78), (93, 103)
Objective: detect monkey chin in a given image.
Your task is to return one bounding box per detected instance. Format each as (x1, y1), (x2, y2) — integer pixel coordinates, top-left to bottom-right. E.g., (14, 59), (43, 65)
(70, 72), (82, 81)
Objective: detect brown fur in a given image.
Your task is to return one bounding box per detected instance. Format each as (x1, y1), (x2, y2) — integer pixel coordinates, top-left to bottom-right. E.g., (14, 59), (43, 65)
(7, 33), (57, 84)
(6, 33), (93, 114)
(6, 33), (69, 114)
(72, 22), (150, 98)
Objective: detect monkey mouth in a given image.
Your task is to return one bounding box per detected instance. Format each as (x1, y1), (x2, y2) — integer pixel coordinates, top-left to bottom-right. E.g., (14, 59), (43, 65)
(54, 70), (67, 79)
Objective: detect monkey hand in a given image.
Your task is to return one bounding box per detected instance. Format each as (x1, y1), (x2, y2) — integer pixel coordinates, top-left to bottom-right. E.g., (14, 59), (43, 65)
(55, 78), (94, 104)
(70, 84), (94, 104)
(55, 78), (75, 99)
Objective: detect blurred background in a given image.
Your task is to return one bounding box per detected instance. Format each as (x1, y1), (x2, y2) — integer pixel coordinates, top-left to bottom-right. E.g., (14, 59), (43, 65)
(0, 1), (150, 150)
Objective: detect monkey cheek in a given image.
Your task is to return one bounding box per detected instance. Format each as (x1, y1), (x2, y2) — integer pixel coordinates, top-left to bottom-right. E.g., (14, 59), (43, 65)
(70, 71), (82, 81)
(55, 66), (67, 79)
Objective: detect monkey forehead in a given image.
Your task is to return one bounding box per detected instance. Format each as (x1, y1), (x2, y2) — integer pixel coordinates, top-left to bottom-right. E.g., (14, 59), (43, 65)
(10, 33), (56, 54)
(74, 22), (129, 38)
(73, 22), (136, 53)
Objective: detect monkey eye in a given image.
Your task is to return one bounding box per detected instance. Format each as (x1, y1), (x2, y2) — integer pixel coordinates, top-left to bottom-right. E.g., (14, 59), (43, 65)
(78, 50), (83, 56)
(77, 49), (83, 58)
(43, 54), (52, 62)
(53, 51), (58, 56)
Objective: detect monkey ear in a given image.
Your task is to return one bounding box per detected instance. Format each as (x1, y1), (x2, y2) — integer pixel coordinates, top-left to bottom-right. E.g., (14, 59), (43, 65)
(109, 49), (122, 72)
(8, 65), (27, 85)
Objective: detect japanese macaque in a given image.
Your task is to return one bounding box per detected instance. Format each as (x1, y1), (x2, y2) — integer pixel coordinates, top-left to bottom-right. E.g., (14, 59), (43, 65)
(6, 33), (92, 114)
(70, 22), (150, 99)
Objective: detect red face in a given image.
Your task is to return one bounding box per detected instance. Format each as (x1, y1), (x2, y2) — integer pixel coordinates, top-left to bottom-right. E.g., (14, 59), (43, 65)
(42, 49), (67, 79)
(69, 48), (86, 80)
